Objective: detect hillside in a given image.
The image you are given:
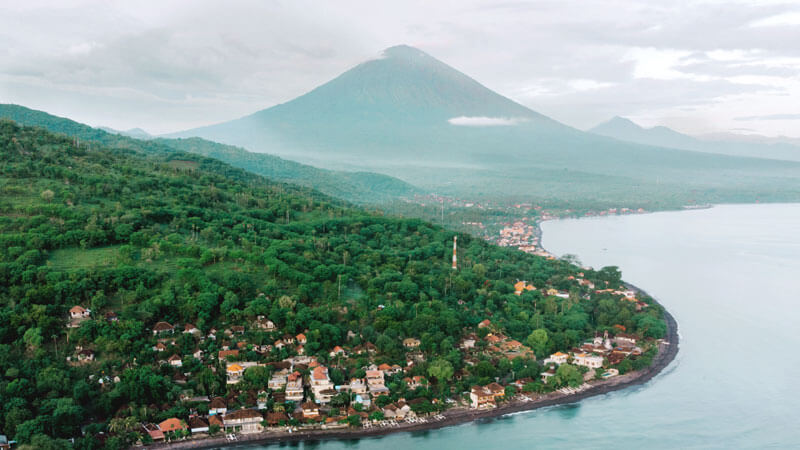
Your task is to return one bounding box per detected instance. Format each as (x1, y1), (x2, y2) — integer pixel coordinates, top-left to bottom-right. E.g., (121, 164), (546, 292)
(172, 45), (800, 208)
(0, 104), (421, 205)
(590, 117), (800, 162)
(0, 120), (666, 448)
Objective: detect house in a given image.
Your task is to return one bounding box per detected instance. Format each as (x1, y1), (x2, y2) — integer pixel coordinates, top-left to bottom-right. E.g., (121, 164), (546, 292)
(193, 349), (204, 360)
(316, 388), (337, 404)
(460, 334), (477, 350)
(209, 397), (227, 415)
(382, 403), (398, 419)
(266, 411), (289, 427)
(487, 382), (505, 400)
(405, 375), (428, 390)
(208, 414), (223, 429)
(153, 342), (167, 352)
(226, 363), (245, 384)
(142, 423), (164, 441)
(0, 435), (9, 450)
(395, 401), (413, 419)
(478, 319), (491, 329)
(296, 333), (307, 344)
(541, 366), (556, 384)
(615, 333), (638, 346)
(188, 416), (209, 434)
(311, 366), (334, 396)
(168, 354), (182, 367)
(514, 280), (536, 295)
(257, 390), (269, 409)
(470, 386), (496, 409)
(545, 351), (569, 365)
(70, 305), (90, 319)
(329, 345), (346, 357)
(218, 349), (239, 360)
(256, 316), (275, 331)
(104, 311), (118, 322)
(158, 418), (187, 433)
(77, 349), (95, 362)
(301, 402), (320, 419)
(231, 325), (245, 335)
(366, 370), (389, 396)
(152, 321), (174, 335)
(573, 353), (604, 369)
(268, 372), (287, 390)
(184, 323), (200, 335)
(403, 338), (421, 348)
(285, 372), (304, 402)
(349, 378), (368, 395)
(223, 409), (264, 434)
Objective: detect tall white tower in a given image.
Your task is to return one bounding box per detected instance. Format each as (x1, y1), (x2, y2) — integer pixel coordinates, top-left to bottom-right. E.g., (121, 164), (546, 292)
(452, 236), (458, 270)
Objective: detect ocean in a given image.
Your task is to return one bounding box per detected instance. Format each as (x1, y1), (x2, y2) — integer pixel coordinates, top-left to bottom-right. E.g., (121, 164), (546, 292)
(237, 203), (800, 449)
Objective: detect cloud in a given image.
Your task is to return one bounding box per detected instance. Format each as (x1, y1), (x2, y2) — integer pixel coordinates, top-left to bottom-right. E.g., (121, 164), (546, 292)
(735, 113), (800, 121)
(447, 116), (527, 126)
(749, 11), (800, 27)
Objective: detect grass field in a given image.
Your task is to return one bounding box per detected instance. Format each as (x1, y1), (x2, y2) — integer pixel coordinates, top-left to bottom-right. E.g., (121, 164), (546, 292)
(47, 246), (122, 270)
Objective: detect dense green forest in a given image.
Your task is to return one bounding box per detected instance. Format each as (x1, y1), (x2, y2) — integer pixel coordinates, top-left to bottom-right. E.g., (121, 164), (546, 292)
(0, 120), (666, 448)
(0, 104), (421, 205)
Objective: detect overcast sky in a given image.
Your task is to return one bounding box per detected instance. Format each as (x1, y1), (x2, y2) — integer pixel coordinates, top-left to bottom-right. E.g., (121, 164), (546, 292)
(2, 0), (800, 136)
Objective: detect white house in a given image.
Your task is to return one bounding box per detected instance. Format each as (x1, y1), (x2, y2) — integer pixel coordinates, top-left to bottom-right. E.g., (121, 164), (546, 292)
(572, 353), (604, 369)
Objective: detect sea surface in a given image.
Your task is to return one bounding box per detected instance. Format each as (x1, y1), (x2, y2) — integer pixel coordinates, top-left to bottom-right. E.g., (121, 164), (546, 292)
(240, 203), (800, 449)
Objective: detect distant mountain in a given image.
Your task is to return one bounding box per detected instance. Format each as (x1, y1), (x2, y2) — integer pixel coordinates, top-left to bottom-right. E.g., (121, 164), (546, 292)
(170, 45), (800, 207)
(0, 104), (420, 204)
(99, 126), (153, 140)
(590, 116), (800, 162)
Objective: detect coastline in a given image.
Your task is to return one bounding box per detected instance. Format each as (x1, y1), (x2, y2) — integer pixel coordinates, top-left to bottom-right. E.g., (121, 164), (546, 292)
(146, 221), (681, 450)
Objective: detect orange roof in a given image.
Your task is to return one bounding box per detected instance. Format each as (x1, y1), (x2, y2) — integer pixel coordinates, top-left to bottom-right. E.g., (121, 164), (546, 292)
(312, 366), (328, 380)
(158, 418), (186, 432)
(296, 333), (306, 340)
(378, 363), (392, 371)
(227, 364), (243, 373)
(218, 349), (239, 359)
(70, 305), (86, 313)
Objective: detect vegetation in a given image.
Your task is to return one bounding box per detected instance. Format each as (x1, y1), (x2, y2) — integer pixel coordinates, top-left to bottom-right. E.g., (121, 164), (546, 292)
(0, 120), (666, 447)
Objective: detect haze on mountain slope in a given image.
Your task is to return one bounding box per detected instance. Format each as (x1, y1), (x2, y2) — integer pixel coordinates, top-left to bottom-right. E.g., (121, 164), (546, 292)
(590, 116), (800, 162)
(0, 103), (420, 204)
(170, 45), (800, 208)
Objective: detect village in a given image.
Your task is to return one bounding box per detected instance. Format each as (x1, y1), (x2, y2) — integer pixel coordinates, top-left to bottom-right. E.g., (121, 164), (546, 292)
(63, 277), (658, 446)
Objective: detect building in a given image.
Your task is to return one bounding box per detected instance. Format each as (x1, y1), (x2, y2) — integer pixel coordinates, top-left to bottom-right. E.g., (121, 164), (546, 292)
(301, 402), (320, 419)
(152, 321), (175, 335)
(158, 418), (187, 433)
(168, 354), (182, 367)
(188, 416), (209, 434)
(573, 353), (604, 369)
(268, 372), (288, 390)
(545, 351), (569, 365)
(403, 338), (421, 348)
(470, 385), (496, 409)
(285, 372), (304, 402)
(209, 397), (227, 415)
(310, 366), (334, 397)
(226, 363), (245, 384)
(223, 409), (264, 434)
(70, 305), (90, 319)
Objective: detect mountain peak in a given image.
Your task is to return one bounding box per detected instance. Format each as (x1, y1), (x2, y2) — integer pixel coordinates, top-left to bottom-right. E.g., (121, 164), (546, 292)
(381, 44), (428, 59)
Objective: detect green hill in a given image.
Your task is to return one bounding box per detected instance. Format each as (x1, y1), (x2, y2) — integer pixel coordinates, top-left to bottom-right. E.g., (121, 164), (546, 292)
(0, 104), (421, 204)
(0, 120), (666, 448)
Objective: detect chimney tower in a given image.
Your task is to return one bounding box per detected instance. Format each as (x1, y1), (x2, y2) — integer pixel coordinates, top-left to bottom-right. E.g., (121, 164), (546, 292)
(452, 236), (458, 270)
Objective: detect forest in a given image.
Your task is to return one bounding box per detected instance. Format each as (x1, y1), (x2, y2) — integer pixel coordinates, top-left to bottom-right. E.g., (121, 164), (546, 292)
(0, 120), (666, 448)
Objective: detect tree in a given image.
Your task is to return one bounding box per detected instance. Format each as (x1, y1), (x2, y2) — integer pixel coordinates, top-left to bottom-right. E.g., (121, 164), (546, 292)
(525, 329), (548, 357)
(40, 189), (54, 203)
(555, 364), (583, 388)
(427, 358), (454, 383)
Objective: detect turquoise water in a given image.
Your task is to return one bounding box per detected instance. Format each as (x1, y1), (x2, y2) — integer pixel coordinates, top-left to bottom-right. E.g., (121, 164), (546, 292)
(242, 203), (800, 449)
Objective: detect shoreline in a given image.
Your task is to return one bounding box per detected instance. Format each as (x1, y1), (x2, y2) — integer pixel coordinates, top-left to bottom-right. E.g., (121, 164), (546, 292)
(147, 223), (681, 450)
